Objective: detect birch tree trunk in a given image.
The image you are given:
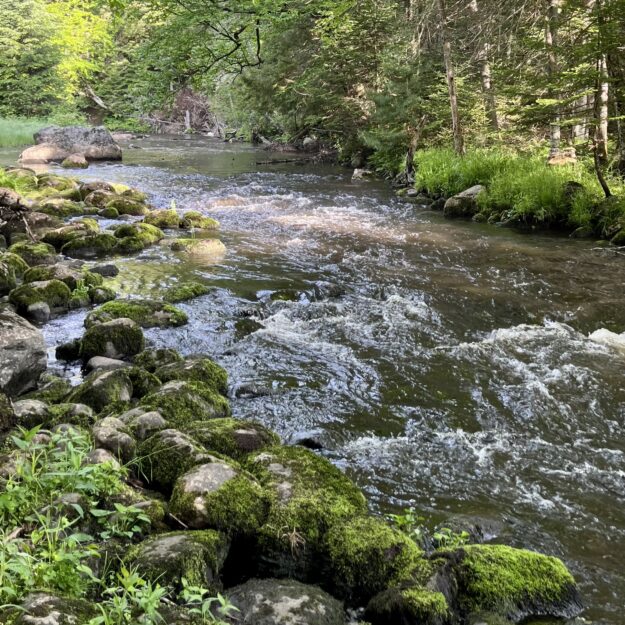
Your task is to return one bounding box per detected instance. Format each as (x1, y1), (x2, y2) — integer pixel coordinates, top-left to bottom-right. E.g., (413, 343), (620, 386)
(437, 0), (465, 155)
(595, 54), (609, 164)
(545, 0), (561, 157)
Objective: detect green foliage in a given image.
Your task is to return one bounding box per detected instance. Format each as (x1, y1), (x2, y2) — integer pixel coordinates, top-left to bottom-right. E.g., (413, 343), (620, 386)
(179, 580), (239, 624)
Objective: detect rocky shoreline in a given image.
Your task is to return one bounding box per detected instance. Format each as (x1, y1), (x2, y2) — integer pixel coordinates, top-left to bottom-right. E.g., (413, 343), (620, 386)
(0, 165), (585, 625)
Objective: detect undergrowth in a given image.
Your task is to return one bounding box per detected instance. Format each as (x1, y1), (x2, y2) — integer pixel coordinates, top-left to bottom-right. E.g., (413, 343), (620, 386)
(0, 427), (237, 624)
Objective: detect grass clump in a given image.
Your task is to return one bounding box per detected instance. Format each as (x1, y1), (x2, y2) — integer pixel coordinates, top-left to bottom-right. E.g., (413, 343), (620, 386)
(0, 117), (48, 148)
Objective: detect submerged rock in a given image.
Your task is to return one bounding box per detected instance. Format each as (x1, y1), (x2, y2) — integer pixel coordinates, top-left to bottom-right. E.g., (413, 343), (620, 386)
(0, 310), (47, 396)
(164, 281), (211, 303)
(226, 578), (345, 625)
(170, 238), (226, 264)
(85, 299), (188, 329)
(61, 153), (89, 169)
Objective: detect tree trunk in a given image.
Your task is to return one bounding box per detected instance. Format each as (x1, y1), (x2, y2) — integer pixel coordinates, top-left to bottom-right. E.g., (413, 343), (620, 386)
(437, 0), (465, 155)
(545, 0), (561, 157)
(596, 55), (609, 164)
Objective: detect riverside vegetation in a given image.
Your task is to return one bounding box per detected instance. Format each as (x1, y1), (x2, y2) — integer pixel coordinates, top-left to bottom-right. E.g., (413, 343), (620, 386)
(0, 164), (586, 624)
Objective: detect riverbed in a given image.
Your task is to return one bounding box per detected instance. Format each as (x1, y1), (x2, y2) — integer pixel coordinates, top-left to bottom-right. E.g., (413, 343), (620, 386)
(3, 136), (624, 624)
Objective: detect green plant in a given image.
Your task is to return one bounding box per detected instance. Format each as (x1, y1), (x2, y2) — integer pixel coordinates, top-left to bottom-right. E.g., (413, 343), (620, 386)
(180, 578), (239, 624)
(90, 503), (151, 541)
(432, 527), (470, 550)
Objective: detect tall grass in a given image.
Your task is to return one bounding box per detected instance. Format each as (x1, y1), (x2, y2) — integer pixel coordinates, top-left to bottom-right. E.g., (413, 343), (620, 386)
(0, 117), (52, 148)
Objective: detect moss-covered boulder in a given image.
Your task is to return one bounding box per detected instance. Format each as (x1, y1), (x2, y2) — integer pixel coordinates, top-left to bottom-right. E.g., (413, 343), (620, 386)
(89, 285), (117, 305)
(105, 196), (149, 216)
(120, 409), (167, 441)
(9, 279), (72, 315)
(189, 418), (280, 461)
(41, 219), (99, 250)
(85, 299), (188, 329)
(154, 356), (228, 396)
(46, 402), (95, 429)
(8, 241), (57, 266)
(138, 428), (215, 494)
(113, 222), (164, 253)
(324, 516), (428, 604)
(98, 205), (119, 219)
(227, 578), (345, 625)
(22, 374), (71, 404)
(38, 174), (79, 192)
(12, 398), (50, 429)
(126, 530), (229, 592)
(61, 233), (118, 259)
(164, 281), (210, 303)
(2, 593), (96, 625)
(67, 368), (133, 413)
(180, 210), (220, 230)
(127, 366), (161, 398)
(80, 317), (145, 362)
(79, 180), (116, 199)
(140, 380), (230, 428)
(0, 259), (17, 295)
(444, 544), (583, 623)
(364, 587), (449, 625)
(121, 188), (148, 203)
(84, 189), (116, 208)
(1, 252), (29, 277)
(169, 460), (269, 535)
(246, 446), (368, 581)
(133, 348), (183, 372)
(93, 416), (136, 463)
(23, 264), (84, 290)
(37, 198), (88, 218)
(144, 208), (180, 229)
(170, 238), (226, 264)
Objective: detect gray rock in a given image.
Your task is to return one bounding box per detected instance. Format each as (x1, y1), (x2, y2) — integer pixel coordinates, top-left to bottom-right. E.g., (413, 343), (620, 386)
(90, 263), (119, 277)
(80, 317), (145, 361)
(26, 302), (50, 323)
(0, 310), (47, 396)
(127, 411), (167, 441)
(8, 592), (96, 624)
(20, 126), (122, 163)
(12, 399), (50, 428)
(227, 578), (345, 625)
(84, 448), (120, 468)
(93, 416), (136, 463)
(443, 185), (485, 218)
(86, 356), (130, 372)
(67, 368), (133, 413)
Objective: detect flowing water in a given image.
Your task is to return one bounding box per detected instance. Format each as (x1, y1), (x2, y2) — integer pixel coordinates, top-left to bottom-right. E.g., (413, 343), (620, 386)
(3, 136), (625, 623)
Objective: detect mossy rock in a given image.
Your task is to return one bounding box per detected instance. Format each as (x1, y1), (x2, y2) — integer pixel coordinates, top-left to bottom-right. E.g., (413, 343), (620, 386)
(246, 446), (368, 581)
(82, 270), (104, 288)
(85, 299), (188, 329)
(79, 180), (116, 200)
(22, 374), (71, 404)
(105, 196), (149, 216)
(125, 530), (229, 592)
(169, 460), (270, 535)
(0, 259), (17, 295)
(41, 220), (100, 250)
(89, 285), (117, 305)
(98, 205), (119, 218)
(154, 356), (228, 396)
(144, 208), (180, 229)
(37, 174), (79, 192)
(1, 252), (29, 277)
(37, 198), (87, 218)
(133, 348), (183, 373)
(80, 318), (145, 362)
(67, 368), (133, 413)
(7, 241), (57, 266)
(164, 281), (211, 303)
(93, 416), (137, 463)
(170, 238), (226, 265)
(447, 544), (582, 623)
(365, 586), (449, 625)
(122, 188), (148, 203)
(270, 289), (300, 302)
(85, 189), (116, 209)
(126, 366), (161, 398)
(189, 418), (280, 461)
(23, 264), (83, 290)
(140, 380), (230, 428)
(3, 593), (97, 625)
(113, 223), (164, 254)
(9, 279), (71, 313)
(324, 516), (429, 604)
(0, 392), (15, 431)
(180, 210), (220, 230)
(61, 233), (118, 259)
(138, 428), (215, 493)
(47, 402), (95, 429)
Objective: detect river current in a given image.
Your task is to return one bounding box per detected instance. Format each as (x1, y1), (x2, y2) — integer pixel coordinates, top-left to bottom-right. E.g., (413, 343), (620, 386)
(3, 136), (624, 623)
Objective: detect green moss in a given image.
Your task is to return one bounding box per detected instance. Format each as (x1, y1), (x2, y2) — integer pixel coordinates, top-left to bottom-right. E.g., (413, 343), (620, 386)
(9, 278), (71, 310)
(270, 289), (300, 302)
(22, 374), (71, 404)
(89, 286), (117, 304)
(98, 206), (119, 218)
(154, 356), (228, 396)
(47, 403), (96, 428)
(170, 465), (269, 536)
(457, 545), (577, 616)
(364, 586), (449, 625)
(37, 174), (78, 192)
(133, 348), (183, 373)
(80, 319), (146, 362)
(163, 281), (210, 303)
(324, 516), (428, 603)
(1, 252), (29, 277)
(127, 367), (161, 398)
(121, 189), (148, 203)
(85, 299), (188, 329)
(180, 211), (220, 230)
(0, 261), (17, 295)
(82, 270), (104, 288)
(114, 222), (164, 245)
(189, 418), (280, 461)
(144, 208), (180, 229)
(67, 368), (133, 413)
(85, 189), (115, 208)
(140, 381), (231, 427)
(61, 233), (118, 259)
(246, 445), (368, 580)
(79, 181), (116, 200)
(105, 196), (149, 216)
(7, 241), (57, 266)
(37, 198), (87, 218)
(125, 530), (228, 591)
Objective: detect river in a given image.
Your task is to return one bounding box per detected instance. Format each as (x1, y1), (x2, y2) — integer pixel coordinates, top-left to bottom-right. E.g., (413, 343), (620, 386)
(3, 136), (625, 623)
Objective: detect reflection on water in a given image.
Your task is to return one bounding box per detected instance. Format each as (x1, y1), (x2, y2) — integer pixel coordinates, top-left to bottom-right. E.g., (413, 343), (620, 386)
(3, 136), (625, 623)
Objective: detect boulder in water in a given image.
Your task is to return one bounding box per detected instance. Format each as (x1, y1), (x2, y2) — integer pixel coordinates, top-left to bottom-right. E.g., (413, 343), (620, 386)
(61, 153), (89, 169)
(19, 126), (122, 164)
(443, 185), (485, 218)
